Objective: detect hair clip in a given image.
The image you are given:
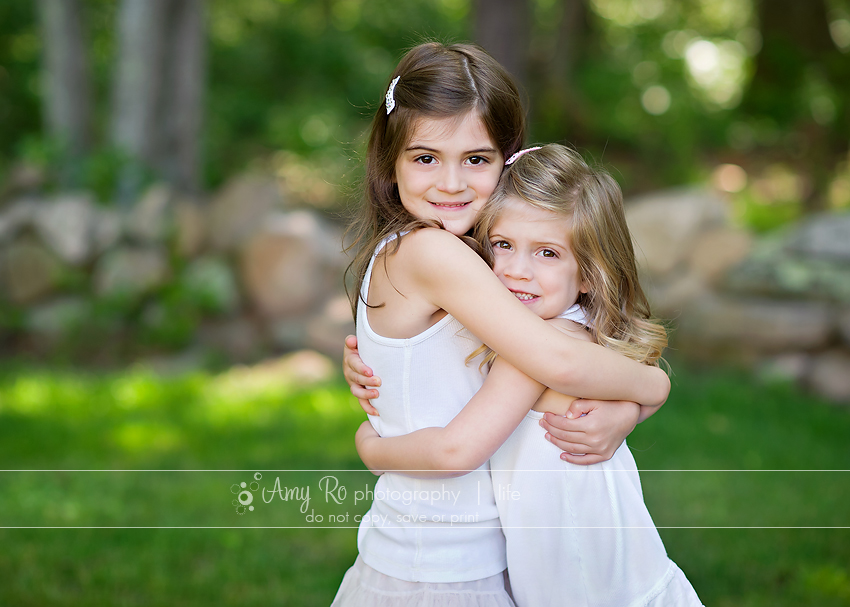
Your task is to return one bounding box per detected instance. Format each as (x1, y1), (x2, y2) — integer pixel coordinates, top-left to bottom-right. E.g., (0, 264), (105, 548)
(505, 146), (542, 166)
(385, 76), (400, 115)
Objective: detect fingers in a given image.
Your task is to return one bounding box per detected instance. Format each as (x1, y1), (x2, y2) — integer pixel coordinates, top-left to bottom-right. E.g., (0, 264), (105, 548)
(350, 383), (379, 406)
(358, 399), (379, 416)
(560, 452), (609, 465)
(565, 398), (595, 419)
(345, 334), (359, 350)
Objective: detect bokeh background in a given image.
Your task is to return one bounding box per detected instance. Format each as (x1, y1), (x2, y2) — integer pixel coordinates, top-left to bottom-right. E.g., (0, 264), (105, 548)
(0, 0), (849, 605)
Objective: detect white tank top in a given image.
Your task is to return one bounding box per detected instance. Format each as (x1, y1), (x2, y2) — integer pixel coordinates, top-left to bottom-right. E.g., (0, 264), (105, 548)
(355, 234), (506, 583)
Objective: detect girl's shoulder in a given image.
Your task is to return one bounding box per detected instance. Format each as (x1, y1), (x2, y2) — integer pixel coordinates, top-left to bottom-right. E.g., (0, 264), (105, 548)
(393, 227), (482, 267)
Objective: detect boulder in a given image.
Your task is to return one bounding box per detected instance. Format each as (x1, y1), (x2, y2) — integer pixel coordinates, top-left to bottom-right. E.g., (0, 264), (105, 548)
(126, 183), (172, 243)
(785, 212), (850, 262)
(33, 193), (97, 265)
(678, 296), (836, 354)
(3, 237), (62, 304)
(211, 349), (335, 396)
(626, 187), (730, 277)
(94, 246), (170, 298)
(839, 309), (850, 347)
(197, 316), (264, 361)
(0, 198), (38, 244)
(240, 210), (345, 318)
(92, 208), (123, 254)
(26, 297), (92, 337)
(808, 350), (850, 403)
(174, 198), (206, 257)
(688, 228), (753, 284)
(208, 174), (283, 252)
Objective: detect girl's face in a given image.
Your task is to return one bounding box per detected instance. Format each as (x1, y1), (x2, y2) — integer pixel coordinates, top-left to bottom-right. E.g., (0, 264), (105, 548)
(489, 198), (587, 320)
(394, 111), (503, 236)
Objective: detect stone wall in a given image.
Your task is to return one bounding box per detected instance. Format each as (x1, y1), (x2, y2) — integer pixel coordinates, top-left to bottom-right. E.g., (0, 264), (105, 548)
(627, 187), (850, 403)
(0, 172), (354, 363)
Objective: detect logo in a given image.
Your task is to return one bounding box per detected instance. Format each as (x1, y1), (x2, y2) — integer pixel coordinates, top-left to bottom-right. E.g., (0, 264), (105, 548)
(230, 472), (262, 515)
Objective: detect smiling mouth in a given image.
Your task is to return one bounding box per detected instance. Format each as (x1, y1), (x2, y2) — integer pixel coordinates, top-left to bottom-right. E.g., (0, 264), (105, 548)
(511, 291), (538, 301)
(429, 201), (471, 208)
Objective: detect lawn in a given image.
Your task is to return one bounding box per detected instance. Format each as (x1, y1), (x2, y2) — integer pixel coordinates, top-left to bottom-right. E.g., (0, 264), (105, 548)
(0, 358), (848, 605)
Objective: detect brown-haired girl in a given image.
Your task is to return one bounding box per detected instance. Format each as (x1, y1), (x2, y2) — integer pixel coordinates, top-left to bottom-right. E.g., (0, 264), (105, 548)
(332, 43), (671, 606)
(356, 145), (702, 606)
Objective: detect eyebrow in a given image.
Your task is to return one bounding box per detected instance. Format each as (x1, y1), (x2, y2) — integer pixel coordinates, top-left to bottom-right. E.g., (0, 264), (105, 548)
(404, 145), (499, 154)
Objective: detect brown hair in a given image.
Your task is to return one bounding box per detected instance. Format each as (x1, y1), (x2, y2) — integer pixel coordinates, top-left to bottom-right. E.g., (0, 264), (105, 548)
(473, 144), (667, 366)
(345, 41), (526, 318)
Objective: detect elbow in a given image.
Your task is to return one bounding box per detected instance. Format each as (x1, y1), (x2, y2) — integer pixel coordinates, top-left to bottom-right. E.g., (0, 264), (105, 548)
(647, 366), (671, 407)
(434, 443), (480, 478)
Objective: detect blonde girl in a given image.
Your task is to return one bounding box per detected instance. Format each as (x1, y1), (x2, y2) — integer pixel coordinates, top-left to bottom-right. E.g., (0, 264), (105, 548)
(332, 42), (670, 607)
(356, 144), (703, 607)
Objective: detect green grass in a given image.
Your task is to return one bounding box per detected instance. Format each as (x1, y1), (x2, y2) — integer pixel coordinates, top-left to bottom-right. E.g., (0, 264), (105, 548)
(0, 360), (848, 605)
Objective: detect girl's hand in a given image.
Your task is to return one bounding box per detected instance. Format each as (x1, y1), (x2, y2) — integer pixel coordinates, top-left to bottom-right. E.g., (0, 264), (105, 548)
(354, 420), (383, 476)
(539, 399), (640, 465)
(343, 335), (382, 415)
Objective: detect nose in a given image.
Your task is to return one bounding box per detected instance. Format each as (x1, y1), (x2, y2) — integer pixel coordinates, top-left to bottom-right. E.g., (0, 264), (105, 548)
(436, 163), (466, 194)
(498, 252), (533, 281)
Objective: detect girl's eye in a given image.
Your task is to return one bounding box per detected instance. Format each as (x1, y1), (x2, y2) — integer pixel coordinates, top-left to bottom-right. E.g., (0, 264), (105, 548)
(415, 155), (436, 164)
(540, 249), (558, 258)
(491, 240), (511, 250)
(467, 156), (488, 166)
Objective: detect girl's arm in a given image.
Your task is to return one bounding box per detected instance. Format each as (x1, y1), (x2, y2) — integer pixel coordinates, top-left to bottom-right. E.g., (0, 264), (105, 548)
(356, 355), (546, 478)
(399, 228), (670, 406)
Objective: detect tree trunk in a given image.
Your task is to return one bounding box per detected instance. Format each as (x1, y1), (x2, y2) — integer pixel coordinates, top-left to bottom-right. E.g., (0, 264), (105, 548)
(111, 0), (169, 204)
(36, 0), (92, 185)
(745, 0), (841, 213)
(473, 0), (531, 94)
(157, 0), (205, 195)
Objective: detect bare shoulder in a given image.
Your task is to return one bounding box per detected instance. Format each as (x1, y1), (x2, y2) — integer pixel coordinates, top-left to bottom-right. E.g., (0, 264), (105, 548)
(396, 228), (486, 274)
(546, 317), (594, 343)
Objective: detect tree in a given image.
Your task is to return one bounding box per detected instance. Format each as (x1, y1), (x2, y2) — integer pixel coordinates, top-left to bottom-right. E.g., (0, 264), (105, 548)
(743, 0), (850, 213)
(36, 0), (92, 186)
(473, 0), (531, 92)
(111, 0), (205, 202)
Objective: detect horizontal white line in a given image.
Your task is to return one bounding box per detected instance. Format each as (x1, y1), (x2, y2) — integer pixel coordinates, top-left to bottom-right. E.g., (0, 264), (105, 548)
(1, 526), (848, 530)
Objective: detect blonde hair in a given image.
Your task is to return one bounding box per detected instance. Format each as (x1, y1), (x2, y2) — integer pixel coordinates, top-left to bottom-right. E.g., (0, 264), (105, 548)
(471, 144), (667, 367)
(344, 42), (525, 319)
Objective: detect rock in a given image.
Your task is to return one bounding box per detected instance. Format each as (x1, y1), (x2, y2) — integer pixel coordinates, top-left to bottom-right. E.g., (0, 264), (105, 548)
(679, 296), (836, 354)
(839, 309), (850, 347)
(756, 353), (811, 384)
(94, 246), (170, 297)
(211, 349), (335, 396)
(688, 228), (753, 284)
(3, 237), (62, 303)
(240, 210), (345, 318)
(305, 295), (356, 359)
(126, 183), (172, 243)
(643, 272), (708, 319)
(626, 187), (730, 277)
(197, 317), (264, 361)
(208, 174), (283, 252)
(0, 198), (38, 244)
(785, 212), (850, 262)
(26, 297), (92, 337)
(808, 350), (850, 403)
(92, 208), (123, 253)
(181, 257), (239, 314)
(33, 193), (97, 265)
(174, 198), (206, 257)
(1, 162), (45, 196)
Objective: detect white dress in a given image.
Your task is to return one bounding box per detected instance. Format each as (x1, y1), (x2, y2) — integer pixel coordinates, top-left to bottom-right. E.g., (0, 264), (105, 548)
(489, 307), (703, 607)
(332, 234), (514, 607)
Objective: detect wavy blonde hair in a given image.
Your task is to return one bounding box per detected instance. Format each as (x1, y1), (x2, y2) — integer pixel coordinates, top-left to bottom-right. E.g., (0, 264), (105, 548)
(472, 144), (667, 366)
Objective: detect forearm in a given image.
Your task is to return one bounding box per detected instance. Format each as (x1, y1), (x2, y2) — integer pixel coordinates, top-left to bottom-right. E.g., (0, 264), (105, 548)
(355, 358), (545, 478)
(357, 427), (468, 479)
